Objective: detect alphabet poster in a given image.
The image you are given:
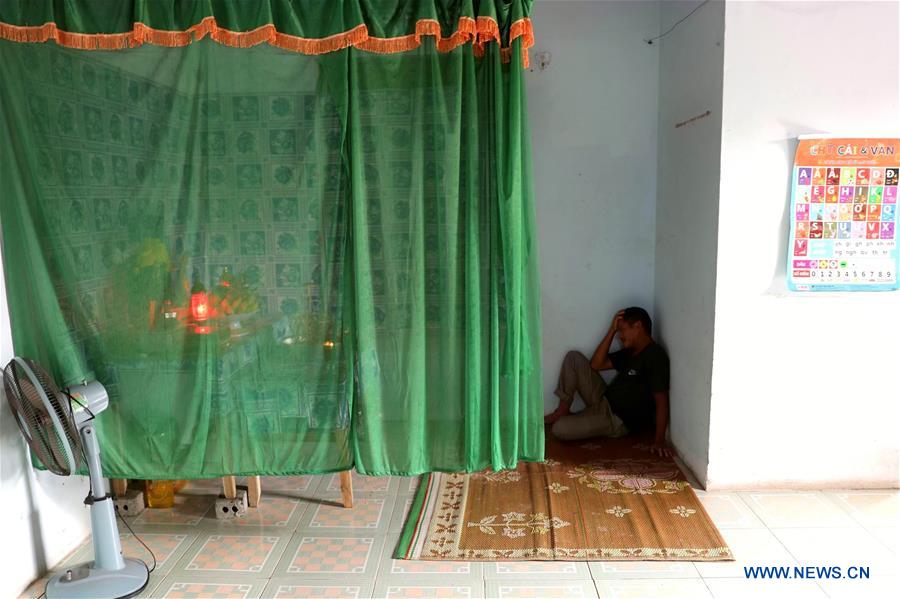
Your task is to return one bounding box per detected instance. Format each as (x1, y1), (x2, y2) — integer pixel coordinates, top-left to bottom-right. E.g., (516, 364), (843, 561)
(788, 137), (899, 291)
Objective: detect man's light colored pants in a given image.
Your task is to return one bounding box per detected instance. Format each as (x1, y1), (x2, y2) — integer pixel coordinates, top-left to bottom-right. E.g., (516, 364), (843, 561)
(550, 350), (628, 441)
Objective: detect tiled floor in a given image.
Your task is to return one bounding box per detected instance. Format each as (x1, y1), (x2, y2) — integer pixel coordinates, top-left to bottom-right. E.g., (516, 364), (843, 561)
(18, 473), (899, 599)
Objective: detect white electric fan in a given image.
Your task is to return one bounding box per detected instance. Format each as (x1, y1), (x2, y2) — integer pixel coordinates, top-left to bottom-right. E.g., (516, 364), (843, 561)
(3, 357), (149, 598)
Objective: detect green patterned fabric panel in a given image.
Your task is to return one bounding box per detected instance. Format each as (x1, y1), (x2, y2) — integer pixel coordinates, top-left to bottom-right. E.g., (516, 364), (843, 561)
(0, 36), (543, 478)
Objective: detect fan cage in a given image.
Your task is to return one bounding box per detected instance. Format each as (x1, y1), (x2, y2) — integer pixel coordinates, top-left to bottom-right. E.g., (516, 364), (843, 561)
(3, 359), (82, 476)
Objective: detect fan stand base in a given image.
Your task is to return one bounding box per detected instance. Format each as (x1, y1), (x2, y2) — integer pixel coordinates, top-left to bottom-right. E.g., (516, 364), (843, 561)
(45, 557), (149, 599)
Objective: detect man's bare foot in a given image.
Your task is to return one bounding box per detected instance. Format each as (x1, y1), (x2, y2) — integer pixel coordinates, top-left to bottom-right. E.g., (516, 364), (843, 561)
(544, 406), (569, 424)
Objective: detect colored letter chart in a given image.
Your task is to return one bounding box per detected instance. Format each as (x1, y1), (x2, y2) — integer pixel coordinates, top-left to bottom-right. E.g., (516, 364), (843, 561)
(788, 137), (899, 291)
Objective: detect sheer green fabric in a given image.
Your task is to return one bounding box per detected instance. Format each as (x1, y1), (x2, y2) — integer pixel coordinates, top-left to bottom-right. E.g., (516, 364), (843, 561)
(0, 13), (542, 479)
(347, 45), (542, 473)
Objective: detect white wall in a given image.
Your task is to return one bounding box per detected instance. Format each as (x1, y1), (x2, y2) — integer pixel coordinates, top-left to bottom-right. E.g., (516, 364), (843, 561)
(708, 0), (900, 488)
(0, 241), (91, 597)
(528, 1), (661, 409)
(653, 0), (726, 485)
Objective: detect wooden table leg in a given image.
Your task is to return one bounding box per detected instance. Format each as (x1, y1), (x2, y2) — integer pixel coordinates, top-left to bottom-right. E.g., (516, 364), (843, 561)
(340, 470), (353, 509)
(222, 476), (237, 499)
(247, 475), (261, 507)
(111, 478), (128, 497)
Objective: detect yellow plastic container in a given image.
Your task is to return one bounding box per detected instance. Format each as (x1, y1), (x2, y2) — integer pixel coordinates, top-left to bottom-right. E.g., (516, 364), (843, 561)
(144, 480), (175, 508)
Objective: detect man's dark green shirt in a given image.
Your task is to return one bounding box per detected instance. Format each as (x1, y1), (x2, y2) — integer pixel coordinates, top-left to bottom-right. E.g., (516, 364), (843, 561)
(606, 342), (670, 433)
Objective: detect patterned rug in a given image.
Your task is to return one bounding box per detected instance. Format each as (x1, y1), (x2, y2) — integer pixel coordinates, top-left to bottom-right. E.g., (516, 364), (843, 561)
(396, 432), (733, 561)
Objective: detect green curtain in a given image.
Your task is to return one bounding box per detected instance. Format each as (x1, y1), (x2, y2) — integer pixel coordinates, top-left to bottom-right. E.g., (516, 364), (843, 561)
(0, 0), (542, 478)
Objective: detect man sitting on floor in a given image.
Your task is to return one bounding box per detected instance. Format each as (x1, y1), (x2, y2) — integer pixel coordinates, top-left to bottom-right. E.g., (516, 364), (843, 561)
(544, 307), (673, 458)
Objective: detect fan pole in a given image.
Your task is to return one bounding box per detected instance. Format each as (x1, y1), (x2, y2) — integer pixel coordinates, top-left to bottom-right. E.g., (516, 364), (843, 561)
(81, 423), (126, 571)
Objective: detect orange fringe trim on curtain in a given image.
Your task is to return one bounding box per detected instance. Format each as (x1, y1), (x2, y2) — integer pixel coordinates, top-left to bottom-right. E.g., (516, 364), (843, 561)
(0, 16), (533, 66)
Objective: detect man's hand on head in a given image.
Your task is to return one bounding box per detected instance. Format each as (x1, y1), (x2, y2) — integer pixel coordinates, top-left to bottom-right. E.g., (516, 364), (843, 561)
(609, 309), (625, 333)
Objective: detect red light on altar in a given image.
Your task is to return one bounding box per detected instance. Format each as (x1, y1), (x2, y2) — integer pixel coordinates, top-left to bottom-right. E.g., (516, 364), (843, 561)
(191, 291), (210, 321)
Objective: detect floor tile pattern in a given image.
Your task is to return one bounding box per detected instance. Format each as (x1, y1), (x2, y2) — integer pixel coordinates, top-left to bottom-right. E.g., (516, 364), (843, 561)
(17, 474), (899, 599)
